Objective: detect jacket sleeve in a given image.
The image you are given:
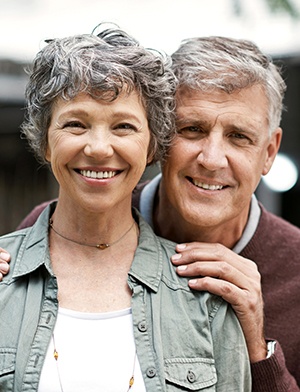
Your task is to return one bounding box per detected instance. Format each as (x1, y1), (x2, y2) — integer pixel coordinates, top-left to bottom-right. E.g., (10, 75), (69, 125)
(251, 340), (300, 392)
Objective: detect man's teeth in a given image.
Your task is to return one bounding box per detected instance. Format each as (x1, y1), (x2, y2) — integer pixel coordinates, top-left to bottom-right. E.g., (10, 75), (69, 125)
(80, 170), (117, 179)
(193, 180), (223, 190)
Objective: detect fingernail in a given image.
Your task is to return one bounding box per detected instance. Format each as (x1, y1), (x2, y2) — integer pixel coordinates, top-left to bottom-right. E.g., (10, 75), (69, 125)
(176, 244), (186, 250)
(177, 265), (187, 271)
(0, 252), (10, 262)
(171, 253), (182, 261)
(189, 279), (198, 285)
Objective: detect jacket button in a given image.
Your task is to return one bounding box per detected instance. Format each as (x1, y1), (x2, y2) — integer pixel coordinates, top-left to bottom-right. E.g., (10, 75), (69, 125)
(138, 321), (147, 332)
(187, 370), (196, 383)
(146, 367), (156, 378)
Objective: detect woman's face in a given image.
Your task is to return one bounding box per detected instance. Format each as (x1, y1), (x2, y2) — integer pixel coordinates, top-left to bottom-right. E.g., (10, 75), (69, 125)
(46, 91), (152, 213)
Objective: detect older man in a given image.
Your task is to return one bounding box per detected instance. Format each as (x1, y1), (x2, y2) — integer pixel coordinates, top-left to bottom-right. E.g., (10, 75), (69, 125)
(1, 36), (300, 391)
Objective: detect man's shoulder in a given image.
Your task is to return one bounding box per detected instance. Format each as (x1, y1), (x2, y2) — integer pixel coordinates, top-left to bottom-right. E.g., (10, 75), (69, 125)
(242, 204), (300, 261)
(259, 204), (300, 239)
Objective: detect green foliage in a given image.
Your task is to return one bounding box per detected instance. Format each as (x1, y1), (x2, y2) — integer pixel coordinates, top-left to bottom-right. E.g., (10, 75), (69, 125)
(232, 0), (299, 18)
(266, 0), (299, 17)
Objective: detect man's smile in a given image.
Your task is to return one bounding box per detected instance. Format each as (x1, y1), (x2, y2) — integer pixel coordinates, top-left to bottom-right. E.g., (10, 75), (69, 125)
(187, 176), (225, 191)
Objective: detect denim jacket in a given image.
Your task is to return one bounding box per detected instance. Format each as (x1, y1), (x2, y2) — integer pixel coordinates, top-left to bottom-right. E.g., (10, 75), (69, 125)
(0, 203), (251, 391)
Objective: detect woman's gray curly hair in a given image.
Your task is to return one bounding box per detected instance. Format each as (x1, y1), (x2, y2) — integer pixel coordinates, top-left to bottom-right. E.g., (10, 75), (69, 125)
(171, 36), (286, 135)
(21, 27), (177, 165)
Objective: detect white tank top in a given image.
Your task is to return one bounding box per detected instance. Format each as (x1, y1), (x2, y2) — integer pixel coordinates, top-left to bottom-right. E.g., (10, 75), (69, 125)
(38, 307), (146, 392)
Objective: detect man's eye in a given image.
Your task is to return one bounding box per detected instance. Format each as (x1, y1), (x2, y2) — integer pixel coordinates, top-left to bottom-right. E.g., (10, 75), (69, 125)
(232, 133), (246, 139)
(178, 126), (201, 133)
(177, 126), (205, 139)
(230, 133), (253, 145)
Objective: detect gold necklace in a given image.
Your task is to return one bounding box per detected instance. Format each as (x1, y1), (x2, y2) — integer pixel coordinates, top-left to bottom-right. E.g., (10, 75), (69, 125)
(49, 219), (135, 250)
(52, 334), (136, 391)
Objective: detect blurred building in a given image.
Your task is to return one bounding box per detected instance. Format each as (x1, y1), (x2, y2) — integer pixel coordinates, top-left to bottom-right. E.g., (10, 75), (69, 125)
(279, 55), (300, 225)
(0, 60), (58, 234)
(0, 55), (299, 235)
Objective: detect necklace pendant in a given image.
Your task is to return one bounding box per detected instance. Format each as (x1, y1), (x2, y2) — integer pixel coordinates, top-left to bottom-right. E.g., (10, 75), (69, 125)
(96, 243), (109, 250)
(53, 349), (59, 361)
(129, 376), (134, 388)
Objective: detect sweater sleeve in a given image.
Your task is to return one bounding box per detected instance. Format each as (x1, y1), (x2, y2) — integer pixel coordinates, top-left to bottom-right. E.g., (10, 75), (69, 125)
(251, 341), (300, 391)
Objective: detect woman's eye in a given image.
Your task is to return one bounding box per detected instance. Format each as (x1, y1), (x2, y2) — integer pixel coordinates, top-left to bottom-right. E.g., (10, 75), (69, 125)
(115, 123), (137, 132)
(63, 121), (84, 129)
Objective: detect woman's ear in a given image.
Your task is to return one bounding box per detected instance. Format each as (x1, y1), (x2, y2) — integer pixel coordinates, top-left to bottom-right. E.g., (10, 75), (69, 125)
(45, 145), (51, 163)
(146, 138), (157, 165)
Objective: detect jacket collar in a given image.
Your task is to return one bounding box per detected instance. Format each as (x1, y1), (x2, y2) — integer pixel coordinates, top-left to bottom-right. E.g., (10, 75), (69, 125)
(12, 204), (164, 293)
(128, 209), (163, 293)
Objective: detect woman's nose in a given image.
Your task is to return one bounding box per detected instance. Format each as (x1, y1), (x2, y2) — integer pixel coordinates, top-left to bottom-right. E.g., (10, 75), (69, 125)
(83, 128), (114, 159)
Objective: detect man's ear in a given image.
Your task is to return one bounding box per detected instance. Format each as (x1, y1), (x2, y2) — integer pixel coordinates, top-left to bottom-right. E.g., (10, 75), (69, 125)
(262, 127), (282, 175)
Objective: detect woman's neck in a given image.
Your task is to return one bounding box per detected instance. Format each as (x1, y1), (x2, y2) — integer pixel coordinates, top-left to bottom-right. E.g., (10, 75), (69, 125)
(48, 201), (139, 313)
(51, 197), (135, 246)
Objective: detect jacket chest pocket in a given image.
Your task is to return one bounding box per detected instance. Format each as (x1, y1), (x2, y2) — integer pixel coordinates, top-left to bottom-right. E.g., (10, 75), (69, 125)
(0, 349), (16, 391)
(164, 358), (217, 391)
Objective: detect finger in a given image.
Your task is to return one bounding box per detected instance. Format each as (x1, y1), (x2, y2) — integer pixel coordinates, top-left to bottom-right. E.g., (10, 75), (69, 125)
(188, 276), (260, 314)
(0, 250), (11, 263)
(0, 261), (10, 274)
(177, 261), (255, 292)
(172, 243), (232, 265)
(189, 276), (240, 303)
(172, 243), (257, 274)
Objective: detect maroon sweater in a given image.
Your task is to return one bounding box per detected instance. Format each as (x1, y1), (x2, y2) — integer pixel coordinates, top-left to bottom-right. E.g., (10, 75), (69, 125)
(17, 190), (300, 391)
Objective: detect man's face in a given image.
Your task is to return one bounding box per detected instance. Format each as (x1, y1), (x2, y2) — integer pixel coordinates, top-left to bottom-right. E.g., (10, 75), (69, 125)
(161, 85), (282, 235)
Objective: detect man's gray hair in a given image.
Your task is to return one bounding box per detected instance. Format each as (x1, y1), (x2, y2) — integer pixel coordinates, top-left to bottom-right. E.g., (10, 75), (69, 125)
(22, 27), (177, 164)
(171, 36), (286, 134)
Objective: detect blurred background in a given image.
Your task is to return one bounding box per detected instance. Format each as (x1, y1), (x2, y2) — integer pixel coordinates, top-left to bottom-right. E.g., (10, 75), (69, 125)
(1, 0), (300, 234)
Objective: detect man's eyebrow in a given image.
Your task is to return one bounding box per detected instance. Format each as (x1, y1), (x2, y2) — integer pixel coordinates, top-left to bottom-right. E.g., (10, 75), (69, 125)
(175, 117), (210, 128)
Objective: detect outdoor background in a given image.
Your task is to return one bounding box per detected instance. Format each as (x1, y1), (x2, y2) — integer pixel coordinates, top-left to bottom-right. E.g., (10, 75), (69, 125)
(1, 0), (300, 234)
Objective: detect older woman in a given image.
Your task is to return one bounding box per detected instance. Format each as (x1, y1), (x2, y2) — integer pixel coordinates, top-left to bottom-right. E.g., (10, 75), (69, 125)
(0, 27), (251, 391)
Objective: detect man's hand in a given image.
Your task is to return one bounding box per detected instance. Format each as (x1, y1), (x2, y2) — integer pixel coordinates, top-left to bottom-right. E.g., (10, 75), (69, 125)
(0, 248), (10, 281)
(171, 242), (267, 363)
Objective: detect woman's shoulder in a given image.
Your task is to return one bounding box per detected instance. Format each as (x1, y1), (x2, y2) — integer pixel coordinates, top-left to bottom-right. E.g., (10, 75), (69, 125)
(0, 206), (52, 281)
(17, 199), (56, 230)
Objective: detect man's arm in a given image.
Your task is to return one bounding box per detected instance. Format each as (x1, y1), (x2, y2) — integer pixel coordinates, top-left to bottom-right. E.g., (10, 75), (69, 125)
(251, 342), (300, 392)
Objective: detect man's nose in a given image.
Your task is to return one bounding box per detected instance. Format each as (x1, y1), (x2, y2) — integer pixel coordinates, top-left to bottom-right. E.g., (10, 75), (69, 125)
(196, 134), (228, 171)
